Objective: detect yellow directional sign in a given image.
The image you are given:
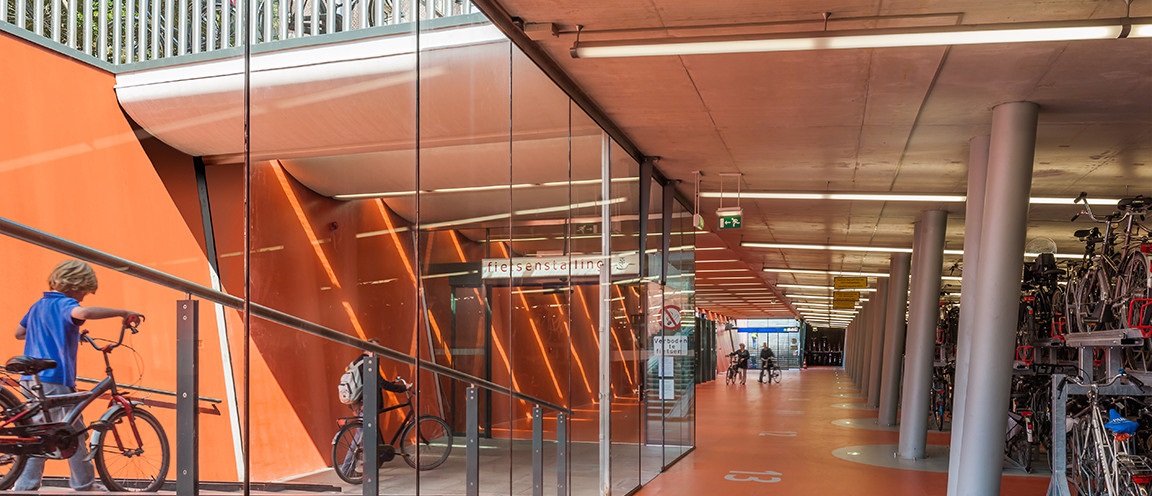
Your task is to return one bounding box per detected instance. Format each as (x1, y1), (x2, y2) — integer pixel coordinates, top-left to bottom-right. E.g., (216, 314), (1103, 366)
(833, 291), (860, 301)
(832, 300), (857, 310)
(833, 277), (868, 289)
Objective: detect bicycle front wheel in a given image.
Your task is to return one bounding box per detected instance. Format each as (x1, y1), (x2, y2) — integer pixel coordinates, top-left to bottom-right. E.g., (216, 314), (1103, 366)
(94, 408), (170, 492)
(0, 389), (28, 490)
(400, 416), (452, 470)
(332, 420), (365, 484)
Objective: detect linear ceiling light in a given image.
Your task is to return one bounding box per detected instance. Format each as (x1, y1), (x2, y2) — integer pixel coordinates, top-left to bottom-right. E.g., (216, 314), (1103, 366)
(744, 242), (913, 253)
(777, 284), (877, 292)
(571, 18), (1152, 58)
(701, 192), (1123, 205)
(763, 268), (889, 277)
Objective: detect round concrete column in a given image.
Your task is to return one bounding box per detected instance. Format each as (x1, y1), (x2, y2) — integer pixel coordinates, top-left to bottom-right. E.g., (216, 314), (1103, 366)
(898, 210), (948, 459)
(877, 253), (911, 426)
(955, 102), (1038, 495)
(867, 279), (889, 408)
(946, 135), (990, 496)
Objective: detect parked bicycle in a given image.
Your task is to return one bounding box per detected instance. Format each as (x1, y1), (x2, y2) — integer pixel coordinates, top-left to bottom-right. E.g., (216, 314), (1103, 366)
(331, 377), (452, 484)
(1066, 193), (1152, 335)
(930, 363), (954, 432)
(1065, 370), (1152, 496)
(0, 322), (170, 492)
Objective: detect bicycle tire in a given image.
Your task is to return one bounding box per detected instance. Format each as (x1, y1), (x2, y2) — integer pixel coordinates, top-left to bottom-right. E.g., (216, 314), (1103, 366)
(332, 420), (365, 484)
(1073, 267), (1109, 332)
(770, 367), (781, 384)
(0, 389), (28, 490)
(1117, 254), (1151, 326)
(94, 408), (170, 492)
(399, 415), (452, 470)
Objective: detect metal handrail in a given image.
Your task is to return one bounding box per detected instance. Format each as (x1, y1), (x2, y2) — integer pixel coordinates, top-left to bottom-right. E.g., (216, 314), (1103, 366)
(0, 216), (570, 413)
(2, 0), (479, 65)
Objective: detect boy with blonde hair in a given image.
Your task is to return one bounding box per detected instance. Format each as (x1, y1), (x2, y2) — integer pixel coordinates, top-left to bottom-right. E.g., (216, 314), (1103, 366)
(13, 260), (144, 491)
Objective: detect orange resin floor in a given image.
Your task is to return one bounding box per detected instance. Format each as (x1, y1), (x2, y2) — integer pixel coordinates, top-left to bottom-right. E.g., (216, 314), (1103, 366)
(635, 367), (1050, 496)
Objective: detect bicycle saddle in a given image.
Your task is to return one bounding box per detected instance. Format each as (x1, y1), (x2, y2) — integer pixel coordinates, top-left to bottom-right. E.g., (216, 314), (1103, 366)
(1118, 195), (1150, 212)
(4, 356), (57, 375)
(1105, 409), (1140, 436)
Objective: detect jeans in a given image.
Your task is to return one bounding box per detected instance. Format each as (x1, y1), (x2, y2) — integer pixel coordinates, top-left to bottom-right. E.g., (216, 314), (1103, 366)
(13, 381), (96, 491)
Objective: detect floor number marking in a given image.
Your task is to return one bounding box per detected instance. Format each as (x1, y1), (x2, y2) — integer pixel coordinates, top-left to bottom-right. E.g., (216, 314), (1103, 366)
(725, 470), (782, 483)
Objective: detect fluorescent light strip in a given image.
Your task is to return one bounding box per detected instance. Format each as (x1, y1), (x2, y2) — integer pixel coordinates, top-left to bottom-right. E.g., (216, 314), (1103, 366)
(764, 268), (889, 277)
(749, 243), (1082, 260)
(702, 192), (1124, 205)
(744, 242), (913, 253)
(335, 177), (639, 200)
(777, 284), (877, 292)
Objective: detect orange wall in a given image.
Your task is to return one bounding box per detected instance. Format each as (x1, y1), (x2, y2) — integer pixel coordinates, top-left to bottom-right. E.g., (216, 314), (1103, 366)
(0, 34), (239, 479)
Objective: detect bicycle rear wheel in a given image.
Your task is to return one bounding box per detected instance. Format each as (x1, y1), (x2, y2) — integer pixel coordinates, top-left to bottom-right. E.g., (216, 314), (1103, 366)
(0, 389), (28, 490)
(332, 420), (365, 484)
(400, 416), (452, 470)
(94, 408), (170, 492)
(770, 367), (781, 384)
(1073, 267), (1110, 332)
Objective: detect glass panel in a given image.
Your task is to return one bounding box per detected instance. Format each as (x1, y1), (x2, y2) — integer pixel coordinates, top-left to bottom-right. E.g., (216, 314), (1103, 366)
(664, 198), (696, 462)
(639, 177), (663, 484)
(608, 139), (642, 494)
(244, 0), (418, 489)
(508, 45), (573, 494)
(416, 8), (512, 496)
(566, 104), (601, 496)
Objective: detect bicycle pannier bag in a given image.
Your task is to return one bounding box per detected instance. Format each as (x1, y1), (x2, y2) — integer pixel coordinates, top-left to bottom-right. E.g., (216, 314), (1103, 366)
(337, 356), (364, 404)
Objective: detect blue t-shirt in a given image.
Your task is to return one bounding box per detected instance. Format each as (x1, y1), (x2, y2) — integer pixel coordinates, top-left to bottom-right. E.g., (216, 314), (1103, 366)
(18, 292), (83, 387)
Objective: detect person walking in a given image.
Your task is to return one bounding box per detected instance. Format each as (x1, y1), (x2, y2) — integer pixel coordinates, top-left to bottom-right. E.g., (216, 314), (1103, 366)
(13, 260), (143, 491)
(758, 344), (776, 383)
(733, 343), (750, 385)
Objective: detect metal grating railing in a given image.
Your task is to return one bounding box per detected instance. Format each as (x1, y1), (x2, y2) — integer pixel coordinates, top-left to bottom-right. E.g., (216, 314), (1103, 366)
(2, 0), (477, 64)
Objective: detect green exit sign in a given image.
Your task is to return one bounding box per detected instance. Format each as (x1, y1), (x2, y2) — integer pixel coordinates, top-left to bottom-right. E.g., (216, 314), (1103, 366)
(719, 215), (743, 229)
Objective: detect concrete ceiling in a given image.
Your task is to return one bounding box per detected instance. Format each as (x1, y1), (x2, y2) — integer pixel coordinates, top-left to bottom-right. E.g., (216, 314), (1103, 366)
(481, 0), (1152, 323)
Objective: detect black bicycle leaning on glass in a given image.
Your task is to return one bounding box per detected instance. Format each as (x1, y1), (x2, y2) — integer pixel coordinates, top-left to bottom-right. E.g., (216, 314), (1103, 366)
(330, 377), (453, 484)
(0, 322), (170, 492)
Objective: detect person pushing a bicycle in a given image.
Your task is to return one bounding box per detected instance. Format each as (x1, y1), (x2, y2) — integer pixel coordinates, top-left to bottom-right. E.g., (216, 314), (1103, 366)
(12, 260), (143, 492)
(758, 344), (776, 383)
(344, 340), (412, 415)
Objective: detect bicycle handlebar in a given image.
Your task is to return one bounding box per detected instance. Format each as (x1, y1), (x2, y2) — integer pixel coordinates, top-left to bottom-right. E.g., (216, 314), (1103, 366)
(81, 322), (141, 353)
(1063, 370), (1144, 391)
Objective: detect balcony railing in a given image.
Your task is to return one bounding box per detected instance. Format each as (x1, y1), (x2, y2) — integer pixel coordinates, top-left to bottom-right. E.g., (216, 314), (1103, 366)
(2, 0), (477, 65)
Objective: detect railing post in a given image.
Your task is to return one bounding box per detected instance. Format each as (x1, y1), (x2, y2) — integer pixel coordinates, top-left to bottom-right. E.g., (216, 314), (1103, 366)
(466, 386), (479, 496)
(557, 412), (568, 496)
(176, 299), (199, 496)
(363, 354), (380, 496)
(532, 405), (543, 496)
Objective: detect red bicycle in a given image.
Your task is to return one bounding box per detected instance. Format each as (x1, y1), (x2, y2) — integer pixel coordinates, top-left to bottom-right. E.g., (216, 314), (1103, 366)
(0, 322), (170, 492)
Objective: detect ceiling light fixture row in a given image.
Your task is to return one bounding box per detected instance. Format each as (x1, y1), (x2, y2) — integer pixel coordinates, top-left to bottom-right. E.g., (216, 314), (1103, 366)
(570, 17), (1152, 58)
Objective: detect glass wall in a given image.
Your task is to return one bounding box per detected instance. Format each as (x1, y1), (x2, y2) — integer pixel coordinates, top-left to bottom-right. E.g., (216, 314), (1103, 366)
(0, 3), (695, 495)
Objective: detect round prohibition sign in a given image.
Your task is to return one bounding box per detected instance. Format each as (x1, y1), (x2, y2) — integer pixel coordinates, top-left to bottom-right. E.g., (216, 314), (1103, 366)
(662, 305), (682, 330)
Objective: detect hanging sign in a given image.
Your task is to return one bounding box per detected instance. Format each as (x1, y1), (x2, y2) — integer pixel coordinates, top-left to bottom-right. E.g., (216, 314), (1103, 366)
(833, 277), (868, 289)
(482, 254), (638, 279)
(832, 300), (857, 310)
(717, 207), (744, 230)
(832, 291), (860, 301)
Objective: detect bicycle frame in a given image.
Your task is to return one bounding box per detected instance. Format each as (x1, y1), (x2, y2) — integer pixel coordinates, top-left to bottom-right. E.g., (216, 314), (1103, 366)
(0, 326), (147, 458)
(339, 393), (418, 450)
